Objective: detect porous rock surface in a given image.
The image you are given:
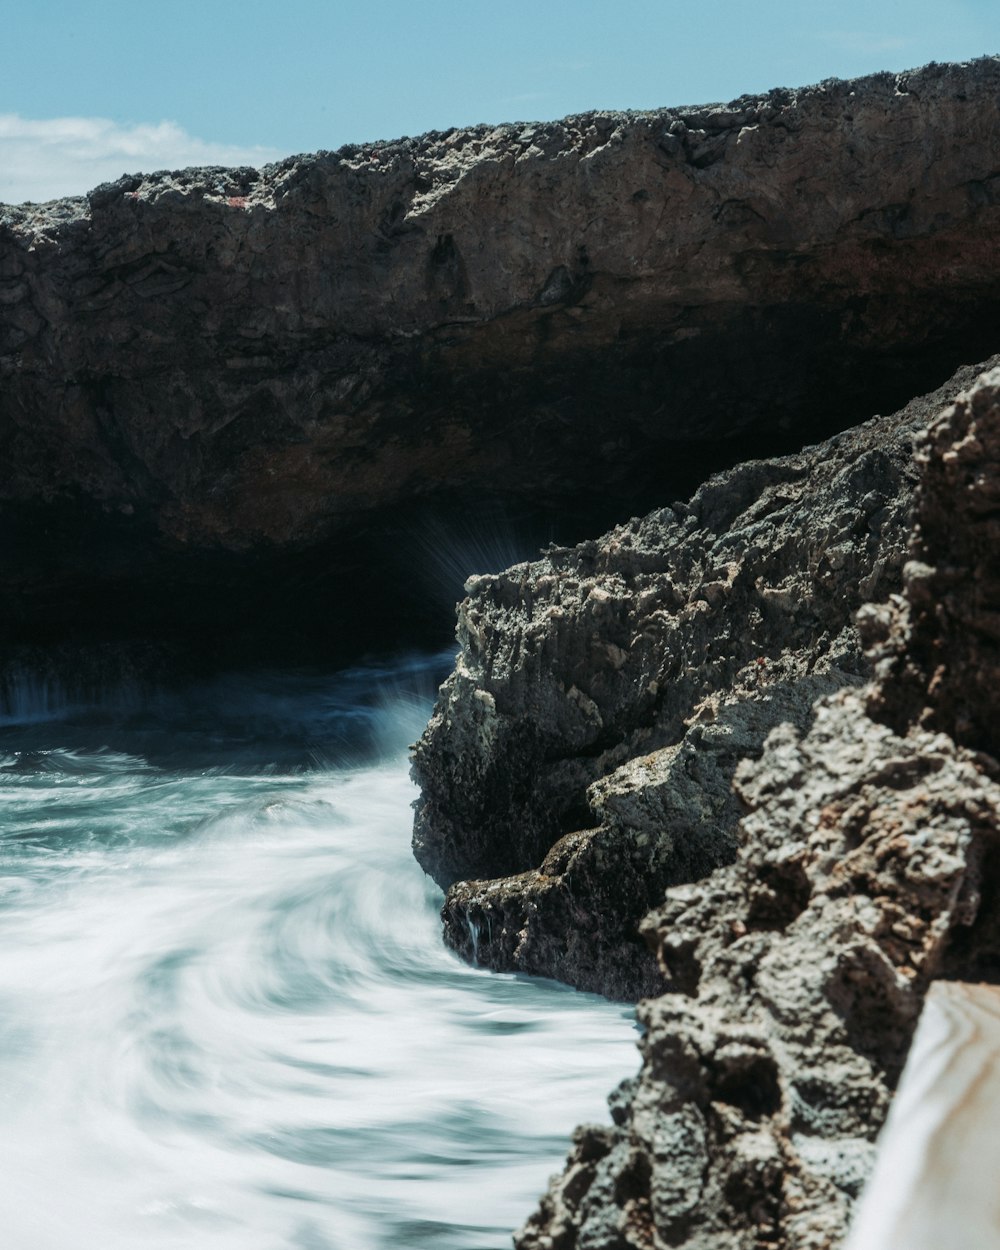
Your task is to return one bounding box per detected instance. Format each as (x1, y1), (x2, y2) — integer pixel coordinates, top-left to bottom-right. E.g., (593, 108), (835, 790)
(5, 58), (1000, 643)
(412, 360), (995, 999)
(511, 370), (1000, 1248)
(868, 368), (1000, 757)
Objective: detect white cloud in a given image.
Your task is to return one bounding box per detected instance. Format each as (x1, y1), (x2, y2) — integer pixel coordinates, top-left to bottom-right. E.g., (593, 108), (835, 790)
(0, 114), (285, 205)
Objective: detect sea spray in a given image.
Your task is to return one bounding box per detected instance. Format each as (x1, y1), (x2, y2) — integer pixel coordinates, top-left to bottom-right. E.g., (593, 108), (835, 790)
(0, 654), (636, 1249)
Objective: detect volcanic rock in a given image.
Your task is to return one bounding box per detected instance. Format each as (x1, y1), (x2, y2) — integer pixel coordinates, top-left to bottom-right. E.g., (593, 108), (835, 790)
(412, 360), (994, 999)
(512, 368), (1000, 1248)
(866, 367), (1000, 756)
(5, 59), (1000, 651)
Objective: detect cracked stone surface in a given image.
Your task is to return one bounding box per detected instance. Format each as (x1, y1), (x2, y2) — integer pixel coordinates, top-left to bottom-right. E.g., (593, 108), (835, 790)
(516, 694), (1000, 1249)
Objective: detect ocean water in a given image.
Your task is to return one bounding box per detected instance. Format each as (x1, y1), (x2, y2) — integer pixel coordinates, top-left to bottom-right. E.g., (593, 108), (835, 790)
(0, 653), (637, 1250)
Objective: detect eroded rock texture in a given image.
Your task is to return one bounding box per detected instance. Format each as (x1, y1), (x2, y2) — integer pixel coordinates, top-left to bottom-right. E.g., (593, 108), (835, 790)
(5, 58), (1000, 648)
(512, 368), (1000, 1249)
(867, 366), (1000, 757)
(412, 360), (994, 999)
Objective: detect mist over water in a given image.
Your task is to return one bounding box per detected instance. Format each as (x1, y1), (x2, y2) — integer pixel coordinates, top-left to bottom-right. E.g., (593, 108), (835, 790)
(0, 653), (637, 1250)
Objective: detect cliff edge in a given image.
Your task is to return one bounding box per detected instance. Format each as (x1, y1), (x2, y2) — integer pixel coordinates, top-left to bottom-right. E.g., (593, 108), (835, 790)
(5, 58), (1000, 652)
(405, 56), (1000, 1249)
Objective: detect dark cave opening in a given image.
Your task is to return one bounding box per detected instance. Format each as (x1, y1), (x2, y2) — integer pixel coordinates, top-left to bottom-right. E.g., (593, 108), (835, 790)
(4, 297), (1000, 677)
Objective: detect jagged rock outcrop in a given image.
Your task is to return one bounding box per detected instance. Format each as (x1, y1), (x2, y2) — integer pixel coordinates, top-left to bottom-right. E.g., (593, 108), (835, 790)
(5, 58), (1000, 649)
(412, 360), (995, 999)
(512, 369), (1000, 1249)
(867, 369), (1000, 757)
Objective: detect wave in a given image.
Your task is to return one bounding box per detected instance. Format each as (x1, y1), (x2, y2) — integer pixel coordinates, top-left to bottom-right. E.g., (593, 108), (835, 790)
(0, 656), (636, 1249)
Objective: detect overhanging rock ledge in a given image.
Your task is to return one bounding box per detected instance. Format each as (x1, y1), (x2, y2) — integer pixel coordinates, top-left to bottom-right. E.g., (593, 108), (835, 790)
(4, 58), (1000, 652)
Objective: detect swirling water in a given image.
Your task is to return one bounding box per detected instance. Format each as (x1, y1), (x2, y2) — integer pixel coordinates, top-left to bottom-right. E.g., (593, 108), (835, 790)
(0, 654), (637, 1249)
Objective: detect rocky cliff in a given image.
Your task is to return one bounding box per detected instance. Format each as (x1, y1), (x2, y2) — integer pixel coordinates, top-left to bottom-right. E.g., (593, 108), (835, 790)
(412, 360), (994, 1000)
(422, 366), (1000, 1249)
(7, 51), (1000, 1250)
(5, 58), (1000, 655)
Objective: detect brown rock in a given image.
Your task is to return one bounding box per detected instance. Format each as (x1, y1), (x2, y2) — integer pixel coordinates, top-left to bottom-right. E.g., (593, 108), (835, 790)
(413, 360), (993, 998)
(866, 366), (1000, 756)
(5, 59), (1000, 646)
(512, 368), (1000, 1248)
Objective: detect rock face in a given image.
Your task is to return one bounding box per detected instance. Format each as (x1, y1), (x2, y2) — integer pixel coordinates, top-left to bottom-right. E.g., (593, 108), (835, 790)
(5, 59), (1000, 650)
(509, 371), (1000, 1248)
(868, 371), (1000, 757)
(411, 360), (994, 999)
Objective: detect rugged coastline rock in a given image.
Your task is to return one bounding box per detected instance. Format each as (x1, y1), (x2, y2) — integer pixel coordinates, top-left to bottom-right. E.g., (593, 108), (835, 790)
(412, 359), (994, 999)
(511, 370), (1000, 1248)
(5, 59), (1000, 650)
(5, 52), (1000, 1247)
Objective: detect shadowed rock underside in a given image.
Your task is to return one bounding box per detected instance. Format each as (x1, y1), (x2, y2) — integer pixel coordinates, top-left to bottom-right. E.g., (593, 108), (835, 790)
(5, 58), (1000, 654)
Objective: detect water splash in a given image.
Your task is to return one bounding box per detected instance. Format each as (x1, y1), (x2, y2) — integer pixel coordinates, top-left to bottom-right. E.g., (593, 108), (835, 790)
(0, 655), (637, 1249)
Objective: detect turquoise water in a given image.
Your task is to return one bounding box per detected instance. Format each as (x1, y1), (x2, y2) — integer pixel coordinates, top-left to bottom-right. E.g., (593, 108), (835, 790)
(0, 655), (636, 1249)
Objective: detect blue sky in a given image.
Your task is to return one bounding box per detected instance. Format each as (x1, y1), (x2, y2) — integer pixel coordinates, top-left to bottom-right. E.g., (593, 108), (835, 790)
(2, 0), (997, 202)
